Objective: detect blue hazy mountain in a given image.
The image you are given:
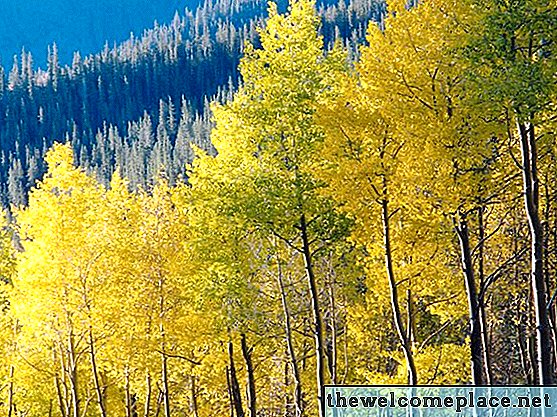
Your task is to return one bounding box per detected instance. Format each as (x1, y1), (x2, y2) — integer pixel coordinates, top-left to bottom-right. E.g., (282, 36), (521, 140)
(0, 0), (382, 205)
(0, 0), (196, 67)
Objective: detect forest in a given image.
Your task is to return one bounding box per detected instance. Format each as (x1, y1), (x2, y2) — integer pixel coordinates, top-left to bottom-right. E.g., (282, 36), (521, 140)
(0, 0), (556, 416)
(0, 0), (382, 207)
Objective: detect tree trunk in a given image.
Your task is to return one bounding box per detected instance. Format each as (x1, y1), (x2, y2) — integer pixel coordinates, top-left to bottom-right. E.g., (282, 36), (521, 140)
(517, 120), (553, 385)
(161, 347), (171, 417)
(226, 366), (234, 417)
(326, 260), (338, 385)
(528, 333), (538, 384)
(341, 321), (349, 384)
(68, 330), (80, 417)
(479, 308), (492, 384)
(299, 214), (327, 416)
(228, 341), (245, 417)
(542, 186), (557, 375)
(7, 365), (14, 417)
(275, 246), (303, 416)
(144, 372), (152, 417)
(406, 289), (416, 351)
(477, 206), (493, 385)
(380, 194), (417, 385)
(55, 373), (67, 417)
(241, 334), (256, 417)
(153, 390), (163, 417)
(159, 278), (171, 417)
(284, 361), (292, 416)
(89, 329), (107, 417)
(190, 376), (199, 417)
(56, 342), (71, 417)
(131, 394), (139, 417)
(125, 368), (132, 417)
(455, 214), (484, 385)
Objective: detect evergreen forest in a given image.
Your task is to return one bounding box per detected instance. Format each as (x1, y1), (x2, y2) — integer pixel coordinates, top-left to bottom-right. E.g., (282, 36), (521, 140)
(1, 0), (557, 416)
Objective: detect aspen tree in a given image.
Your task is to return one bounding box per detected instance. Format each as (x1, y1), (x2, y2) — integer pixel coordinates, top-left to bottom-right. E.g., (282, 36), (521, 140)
(463, 0), (557, 384)
(188, 1), (351, 414)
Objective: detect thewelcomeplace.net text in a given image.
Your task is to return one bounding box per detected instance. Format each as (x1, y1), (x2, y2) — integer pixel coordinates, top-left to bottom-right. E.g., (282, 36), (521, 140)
(321, 385), (557, 417)
(327, 390), (552, 413)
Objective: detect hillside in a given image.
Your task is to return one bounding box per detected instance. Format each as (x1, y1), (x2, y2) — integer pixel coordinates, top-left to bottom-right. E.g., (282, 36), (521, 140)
(0, 0), (383, 206)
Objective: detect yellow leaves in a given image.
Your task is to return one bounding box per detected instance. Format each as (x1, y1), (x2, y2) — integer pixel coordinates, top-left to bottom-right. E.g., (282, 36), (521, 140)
(8, 142), (227, 413)
(361, 0), (468, 131)
(387, 343), (471, 384)
(313, 0), (499, 386)
(255, 0), (322, 71)
(416, 343), (471, 383)
(386, 0), (407, 17)
(14, 144), (104, 321)
(43, 141), (74, 173)
(0, 0), (531, 409)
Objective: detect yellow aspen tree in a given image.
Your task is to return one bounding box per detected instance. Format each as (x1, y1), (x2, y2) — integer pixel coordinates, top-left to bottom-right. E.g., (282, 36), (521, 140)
(316, 0), (515, 385)
(463, 0), (557, 384)
(99, 174), (213, 417)
(11, 143), (107, 417)
(188, 1), (355, 415)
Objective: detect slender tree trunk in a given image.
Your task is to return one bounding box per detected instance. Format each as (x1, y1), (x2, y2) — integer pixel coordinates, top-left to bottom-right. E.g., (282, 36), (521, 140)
(7, 365), (14, 417)
(341, 321), (349, 384)
(284, 360), (292, 416)
(380, 193), (417, 385)
(479, 308), (492, 384)
(326, 260), (338, 385)
(542, 186), (557, 375)
(552, 191), (557, 373)
(144, 372), (152, 417)
(68, 330), (80, 417)
(161, 346), (171, 417)
(153, 390), (163, 417)
(477, 207), (493, 385)
(299, 214), (326, 416)
(125, 368), (132, 417)
(546, 279), (557, 374)
(226, 366), (234, 417)
(241, 334), (256, 417)
(55, 373), (67, 417)
(406, 292), (411, 344)
(275, 244), (303, 416)
(514, 218), (534, 385)
(7, 322), (17, 417)
(528, 333), (538, 384)
(57, 342), (71, 417)
(517, 120), (553, 384)
(89, 329), (107, 417)
(190, 375), (199, 417)
(551, 304), (557, 375)
(228, 341), (245, 417)
(158, 278), (171, 417)
(455, 214), (484, 385)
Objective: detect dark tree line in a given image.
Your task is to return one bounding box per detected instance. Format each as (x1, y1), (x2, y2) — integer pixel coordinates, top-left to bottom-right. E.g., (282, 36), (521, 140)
(0, 0), (384, 207)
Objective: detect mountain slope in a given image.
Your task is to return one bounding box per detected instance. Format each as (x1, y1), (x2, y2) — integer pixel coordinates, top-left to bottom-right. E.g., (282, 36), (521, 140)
(0, 0), (384, 206)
